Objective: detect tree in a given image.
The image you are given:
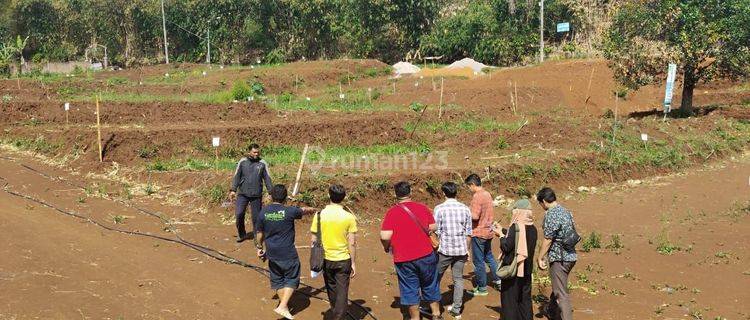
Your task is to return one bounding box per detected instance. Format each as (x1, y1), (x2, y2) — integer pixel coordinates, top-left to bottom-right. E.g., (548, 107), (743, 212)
(602, 0), (750, 115)
(420, 0), (573, 66)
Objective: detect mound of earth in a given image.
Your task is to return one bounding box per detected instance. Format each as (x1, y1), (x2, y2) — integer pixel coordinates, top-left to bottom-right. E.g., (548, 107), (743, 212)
(392, 61), (421, 76)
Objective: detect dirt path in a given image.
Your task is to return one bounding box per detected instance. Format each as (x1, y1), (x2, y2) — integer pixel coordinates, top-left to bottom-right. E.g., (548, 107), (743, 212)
(0, 152), (748, 319)
(0, 155), (336, 320)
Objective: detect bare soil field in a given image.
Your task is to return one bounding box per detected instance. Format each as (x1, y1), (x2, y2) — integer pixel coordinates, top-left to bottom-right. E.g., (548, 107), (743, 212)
(1, 58), (749, 319)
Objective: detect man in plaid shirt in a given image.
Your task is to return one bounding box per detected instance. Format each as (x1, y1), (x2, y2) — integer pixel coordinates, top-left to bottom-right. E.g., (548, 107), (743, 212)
(433, 182), (473, 318)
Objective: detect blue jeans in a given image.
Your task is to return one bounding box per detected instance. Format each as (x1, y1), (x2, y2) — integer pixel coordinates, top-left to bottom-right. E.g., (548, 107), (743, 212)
(471, 237), (499, 289)
(394, 253), (441, 306)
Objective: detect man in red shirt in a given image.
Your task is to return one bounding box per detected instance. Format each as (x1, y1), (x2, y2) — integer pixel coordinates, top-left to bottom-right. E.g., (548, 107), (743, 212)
(380, 181), (442, 320)
(465, 173), (501, 296)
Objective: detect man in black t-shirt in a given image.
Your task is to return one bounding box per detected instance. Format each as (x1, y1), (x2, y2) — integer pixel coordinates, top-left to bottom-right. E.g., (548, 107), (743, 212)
(256, 184), (316, 320)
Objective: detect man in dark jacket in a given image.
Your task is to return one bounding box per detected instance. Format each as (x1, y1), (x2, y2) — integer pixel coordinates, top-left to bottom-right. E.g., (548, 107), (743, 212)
(230, 143), (273, 242)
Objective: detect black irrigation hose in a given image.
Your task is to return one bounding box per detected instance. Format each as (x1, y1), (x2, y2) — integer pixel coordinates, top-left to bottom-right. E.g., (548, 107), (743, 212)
(6, 164), (378, 320)
(1, 184), (371, 320)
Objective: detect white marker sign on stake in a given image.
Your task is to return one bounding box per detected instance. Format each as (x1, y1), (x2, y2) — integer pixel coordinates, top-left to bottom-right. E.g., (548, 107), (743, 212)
(663, 63), (677, 113)
(339, 93), (345, 99)
(641, 133), (648, 141)
(212, 137), (221, 147)
(64, 102), (70, 111)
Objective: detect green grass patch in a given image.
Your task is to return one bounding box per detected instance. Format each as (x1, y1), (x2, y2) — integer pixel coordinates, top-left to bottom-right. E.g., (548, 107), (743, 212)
(4, 136), (61, 154)
(77, 90), (236, 104)
(592, 119), (750, 171)
(146, 143), (432, 172)
(200, 183), (229, 205)
(268, 91), (400, 112)
(106, 76), (130, 86)
(405, 118), (526, 134)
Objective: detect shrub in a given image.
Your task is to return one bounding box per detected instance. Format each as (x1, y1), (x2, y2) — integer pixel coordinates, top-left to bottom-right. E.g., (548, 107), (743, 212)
(137, 145), (158, 158)
(231, 81), (253, 101)
(264, 48), (285, 64)
(581, 231), (602, 252)
(410, 102), (426, 113)
(250, 81), (265, 96)
(200, 183), (228, 205)
(606, 234), (624, 253)
(497, 136), (510, 149)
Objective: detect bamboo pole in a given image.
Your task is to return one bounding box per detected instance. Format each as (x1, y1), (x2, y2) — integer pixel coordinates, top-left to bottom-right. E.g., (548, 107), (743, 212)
(409, 104), (430, 140)
(438, 77), (445, 119)
(585, 66), (596, 103)
(95, 95), (103, 162)
(514, 81), (518, 114)
(292, 143), (309, 196)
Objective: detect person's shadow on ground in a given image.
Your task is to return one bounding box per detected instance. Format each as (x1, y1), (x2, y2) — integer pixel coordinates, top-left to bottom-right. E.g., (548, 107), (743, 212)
(319, 298), (373, 320)
(273, 287), (314, 320)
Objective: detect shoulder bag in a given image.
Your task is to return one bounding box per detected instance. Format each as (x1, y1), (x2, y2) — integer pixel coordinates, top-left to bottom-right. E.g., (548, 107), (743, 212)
(398, 203), (439, 250)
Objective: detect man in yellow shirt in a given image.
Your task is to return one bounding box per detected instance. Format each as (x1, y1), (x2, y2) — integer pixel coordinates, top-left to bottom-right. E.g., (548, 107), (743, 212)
(310, 184), (358, 320)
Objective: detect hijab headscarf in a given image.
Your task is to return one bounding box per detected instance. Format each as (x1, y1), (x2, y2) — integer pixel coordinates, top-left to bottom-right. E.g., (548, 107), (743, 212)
(509, 199), (534, 277)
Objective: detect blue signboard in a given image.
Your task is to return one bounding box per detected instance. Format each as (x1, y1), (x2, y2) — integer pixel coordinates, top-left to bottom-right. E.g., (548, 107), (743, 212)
(663, 63), (677, 112)
(556, 22), (570, 33)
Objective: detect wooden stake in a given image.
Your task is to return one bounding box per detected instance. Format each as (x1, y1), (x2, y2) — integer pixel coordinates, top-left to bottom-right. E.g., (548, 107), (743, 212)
(392, 82), (396, 94)
(438, 77), (445, 119)
(514, 81), (518, 114)
(409, 104), (430, 140)
(292, 143), (309, 196)
(295, 74), (299, 93)
(585, 66), (596, 103)
(65, 109), (69, 125)
(612, 94), (619, 144)
(95, 95), (103, 162)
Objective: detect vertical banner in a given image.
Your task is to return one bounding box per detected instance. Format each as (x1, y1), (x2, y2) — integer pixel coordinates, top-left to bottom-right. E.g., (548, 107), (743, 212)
(663, 63), (677, 113)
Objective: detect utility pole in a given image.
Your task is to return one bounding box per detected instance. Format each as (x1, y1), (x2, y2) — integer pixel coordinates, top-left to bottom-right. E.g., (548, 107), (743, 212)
(161, 0), (169, 64)
(206, 27), (211, 65)
(539, 0), (544, 63)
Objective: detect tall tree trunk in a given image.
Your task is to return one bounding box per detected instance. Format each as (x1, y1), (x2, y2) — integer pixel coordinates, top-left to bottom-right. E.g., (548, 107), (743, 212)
(680, 65), (696, 116)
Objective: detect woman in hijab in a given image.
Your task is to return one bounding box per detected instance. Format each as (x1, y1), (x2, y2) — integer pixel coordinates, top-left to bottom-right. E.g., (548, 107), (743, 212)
(494, 199), (538, 320)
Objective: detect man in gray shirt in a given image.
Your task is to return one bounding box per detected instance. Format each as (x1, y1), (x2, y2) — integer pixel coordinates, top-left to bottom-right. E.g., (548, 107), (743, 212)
(230, 143), (272, 242)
